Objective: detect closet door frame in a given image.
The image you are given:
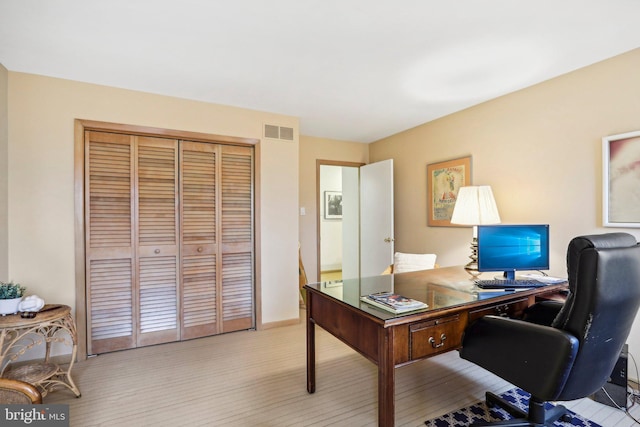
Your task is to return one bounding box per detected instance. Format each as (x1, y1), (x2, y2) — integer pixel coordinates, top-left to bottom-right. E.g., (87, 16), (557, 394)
(74, 119), (260, 360)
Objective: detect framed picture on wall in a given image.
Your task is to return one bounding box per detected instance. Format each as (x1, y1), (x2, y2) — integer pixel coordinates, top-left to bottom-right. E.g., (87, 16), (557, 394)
(603, 130), (640, 227)
(426, 156), (471, 227)
(324, 191), (343, 219)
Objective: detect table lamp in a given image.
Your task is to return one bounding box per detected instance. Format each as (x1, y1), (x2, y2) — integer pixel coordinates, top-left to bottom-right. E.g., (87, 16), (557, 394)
(450, 185), (501, 274)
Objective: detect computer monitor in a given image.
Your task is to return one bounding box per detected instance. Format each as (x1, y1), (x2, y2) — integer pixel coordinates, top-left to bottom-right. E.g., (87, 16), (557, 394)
(477, 224), (550, 280)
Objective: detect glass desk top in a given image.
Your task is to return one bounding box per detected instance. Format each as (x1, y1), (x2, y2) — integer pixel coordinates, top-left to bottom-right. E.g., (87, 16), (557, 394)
(304, 265), (559, 321)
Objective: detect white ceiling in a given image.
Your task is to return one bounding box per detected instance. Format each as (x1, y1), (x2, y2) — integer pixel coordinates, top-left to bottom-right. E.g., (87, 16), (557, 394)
(2, 1), (640, 143)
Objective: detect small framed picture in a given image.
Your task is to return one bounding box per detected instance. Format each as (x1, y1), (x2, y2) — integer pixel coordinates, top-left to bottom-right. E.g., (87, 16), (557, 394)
(603, 130), (640, 227)
(324, 191), (342, 220)
(426, 156), (471, 227)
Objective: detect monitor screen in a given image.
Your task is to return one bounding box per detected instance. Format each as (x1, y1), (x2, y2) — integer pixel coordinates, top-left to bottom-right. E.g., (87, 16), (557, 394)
(477, 224), (550, 279)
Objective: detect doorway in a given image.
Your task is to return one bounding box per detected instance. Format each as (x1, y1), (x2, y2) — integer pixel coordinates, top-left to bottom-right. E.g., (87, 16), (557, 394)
(317, 161), (362, 282)
(316, 159), (394, 282)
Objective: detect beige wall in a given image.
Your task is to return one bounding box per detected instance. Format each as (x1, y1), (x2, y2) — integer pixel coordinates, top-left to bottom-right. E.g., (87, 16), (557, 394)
(298, 136), (369, 282)
(369, 48), (640, 374)
(6, 72), (300, 332)
(0, 64), (7, 280)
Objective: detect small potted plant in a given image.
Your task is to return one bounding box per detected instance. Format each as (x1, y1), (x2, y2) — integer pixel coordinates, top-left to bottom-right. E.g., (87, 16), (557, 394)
(0, 281), (26, 315)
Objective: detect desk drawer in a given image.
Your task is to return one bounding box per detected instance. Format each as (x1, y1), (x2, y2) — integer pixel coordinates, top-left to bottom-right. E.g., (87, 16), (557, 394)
(410, 314), (462, 360)
(468, 297), (529, 322)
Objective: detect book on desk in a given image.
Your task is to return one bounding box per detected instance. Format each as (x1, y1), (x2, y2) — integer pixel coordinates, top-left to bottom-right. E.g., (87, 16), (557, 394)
(360, 292), (428, 313)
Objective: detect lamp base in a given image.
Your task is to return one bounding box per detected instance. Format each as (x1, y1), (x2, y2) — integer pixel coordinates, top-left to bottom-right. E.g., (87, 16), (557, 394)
(464, 238), (481, 277)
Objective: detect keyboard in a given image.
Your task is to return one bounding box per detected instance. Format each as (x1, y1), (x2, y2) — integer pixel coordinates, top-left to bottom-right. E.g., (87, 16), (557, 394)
(474, 279), (547, 289)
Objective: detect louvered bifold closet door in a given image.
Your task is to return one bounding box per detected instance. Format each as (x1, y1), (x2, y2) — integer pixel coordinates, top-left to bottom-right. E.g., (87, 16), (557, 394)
(86, 131), (254, 353)
(85, 131), (136, 354)
(136, 136), (180, 347)
(220, 145), (254, 332)
(180, 141), (219, 340)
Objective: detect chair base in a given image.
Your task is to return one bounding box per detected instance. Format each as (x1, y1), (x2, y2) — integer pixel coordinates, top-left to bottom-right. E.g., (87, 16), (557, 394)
(471, 391), (571, 427)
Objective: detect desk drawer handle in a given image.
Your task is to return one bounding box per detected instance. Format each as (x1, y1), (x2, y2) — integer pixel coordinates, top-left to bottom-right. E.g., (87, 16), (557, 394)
(429, 333), (447, 349)
(154, 249), (160, 254)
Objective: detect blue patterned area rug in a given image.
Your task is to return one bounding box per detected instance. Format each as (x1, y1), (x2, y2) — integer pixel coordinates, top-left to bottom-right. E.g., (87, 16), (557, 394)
(425, 388), (602, 426)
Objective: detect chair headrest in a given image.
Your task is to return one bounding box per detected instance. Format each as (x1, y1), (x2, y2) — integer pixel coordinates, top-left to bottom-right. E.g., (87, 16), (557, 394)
(566, 232), (638, 290)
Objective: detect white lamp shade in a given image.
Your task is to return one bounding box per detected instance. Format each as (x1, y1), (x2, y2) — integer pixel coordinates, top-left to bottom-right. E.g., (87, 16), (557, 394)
(450, 186), (501, 225)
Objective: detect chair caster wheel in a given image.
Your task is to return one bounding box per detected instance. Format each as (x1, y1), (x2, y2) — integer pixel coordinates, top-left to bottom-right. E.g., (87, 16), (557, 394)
(560, 414), (572, 423)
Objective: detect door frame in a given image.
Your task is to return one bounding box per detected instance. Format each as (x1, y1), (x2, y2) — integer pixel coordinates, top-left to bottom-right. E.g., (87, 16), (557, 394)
(315, 160), (364, 282)
(74, 119), (259, 360)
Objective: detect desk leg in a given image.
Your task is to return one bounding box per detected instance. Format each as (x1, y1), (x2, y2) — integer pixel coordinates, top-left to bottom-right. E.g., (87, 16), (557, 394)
(378, 327), (395, 427)
(306, 296), (316, 394)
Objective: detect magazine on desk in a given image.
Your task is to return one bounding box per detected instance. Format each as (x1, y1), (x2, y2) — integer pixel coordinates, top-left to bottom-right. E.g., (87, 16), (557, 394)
(360, 292), (428, 314)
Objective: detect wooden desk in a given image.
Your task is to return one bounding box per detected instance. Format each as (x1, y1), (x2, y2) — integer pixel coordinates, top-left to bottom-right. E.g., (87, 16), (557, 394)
(0, 304), (81, 398)
(304, 266), (566, 427)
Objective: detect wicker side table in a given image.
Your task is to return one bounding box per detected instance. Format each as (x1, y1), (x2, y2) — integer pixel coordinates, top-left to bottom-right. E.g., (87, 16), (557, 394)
(0, 304), (81, 398)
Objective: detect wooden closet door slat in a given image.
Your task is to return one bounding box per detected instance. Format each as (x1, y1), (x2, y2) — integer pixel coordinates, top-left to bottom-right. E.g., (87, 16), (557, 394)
(85, 131), (136, 354)
(180, 141), (219, 339)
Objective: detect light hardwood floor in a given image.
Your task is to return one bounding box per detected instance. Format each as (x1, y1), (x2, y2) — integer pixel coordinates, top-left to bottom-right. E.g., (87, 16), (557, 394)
(47, 312), (639, 426)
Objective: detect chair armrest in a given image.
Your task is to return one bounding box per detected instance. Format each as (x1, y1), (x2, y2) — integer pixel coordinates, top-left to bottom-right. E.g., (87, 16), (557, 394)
(460, 316), (579, 400)
(522, 300), (564, 325)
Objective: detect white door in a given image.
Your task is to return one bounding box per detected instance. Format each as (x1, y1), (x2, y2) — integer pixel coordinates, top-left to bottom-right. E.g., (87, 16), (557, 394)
(360, 159), (394, 277)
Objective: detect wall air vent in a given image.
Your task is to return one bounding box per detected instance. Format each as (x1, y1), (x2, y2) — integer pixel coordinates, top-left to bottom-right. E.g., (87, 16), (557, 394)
(279, 126), (294, 141)
(264, 124), (280, 139)
(264, 124), (295, 142)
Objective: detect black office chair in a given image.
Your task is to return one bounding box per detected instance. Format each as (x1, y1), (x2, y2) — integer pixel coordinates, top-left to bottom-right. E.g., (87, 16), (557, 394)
(460, 232), (640, 426)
